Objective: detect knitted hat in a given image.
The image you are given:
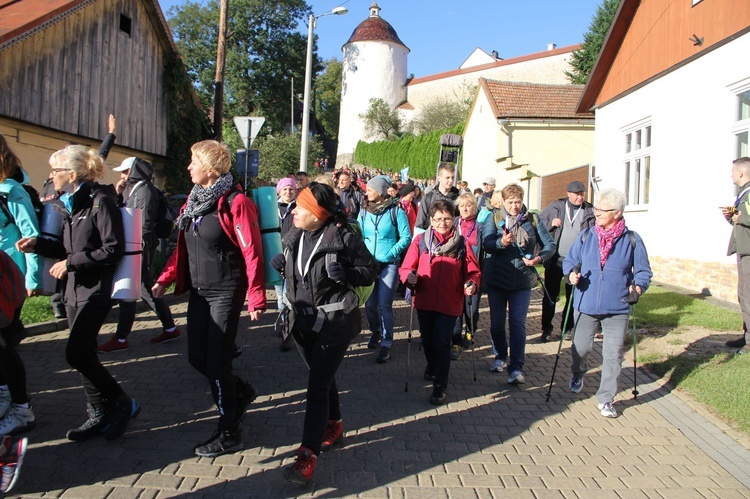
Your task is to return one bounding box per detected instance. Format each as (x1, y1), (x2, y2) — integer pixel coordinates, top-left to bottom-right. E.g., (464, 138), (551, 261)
(367, 175), (391, 197)
(276, 177), (297, 193)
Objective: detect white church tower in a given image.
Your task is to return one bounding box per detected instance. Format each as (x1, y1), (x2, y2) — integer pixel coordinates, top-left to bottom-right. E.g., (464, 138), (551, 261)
(336, 2), (409, 166)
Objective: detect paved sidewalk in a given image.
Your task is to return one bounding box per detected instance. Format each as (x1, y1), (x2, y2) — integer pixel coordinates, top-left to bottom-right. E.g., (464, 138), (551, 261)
(10, 289), (750, 498)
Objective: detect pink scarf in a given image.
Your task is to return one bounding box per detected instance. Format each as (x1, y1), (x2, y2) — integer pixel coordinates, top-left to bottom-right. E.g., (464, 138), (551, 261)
(595, 218), (626, 268)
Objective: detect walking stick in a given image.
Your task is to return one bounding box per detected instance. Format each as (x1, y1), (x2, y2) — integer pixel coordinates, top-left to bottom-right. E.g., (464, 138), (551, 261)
(630, 305), (639, 399)
(466, 294), (477, 382)
(545, 266), (579, 403)
(404, 290), (415, 393)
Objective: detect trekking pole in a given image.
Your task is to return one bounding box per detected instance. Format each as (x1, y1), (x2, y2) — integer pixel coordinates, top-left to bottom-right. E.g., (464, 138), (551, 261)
(520, 248), (554, 306)
(465, 294), (477, 382)
(630, 305), (639, 399)
(545, 266), (579, 403)
(404, 289), (415, 393)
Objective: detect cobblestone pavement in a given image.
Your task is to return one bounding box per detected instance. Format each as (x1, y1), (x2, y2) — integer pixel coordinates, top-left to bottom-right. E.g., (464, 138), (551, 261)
(10, 289), (750, 498)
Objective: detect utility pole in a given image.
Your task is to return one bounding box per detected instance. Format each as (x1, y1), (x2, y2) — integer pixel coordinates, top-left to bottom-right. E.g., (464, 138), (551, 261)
(213, 0), (229, 141)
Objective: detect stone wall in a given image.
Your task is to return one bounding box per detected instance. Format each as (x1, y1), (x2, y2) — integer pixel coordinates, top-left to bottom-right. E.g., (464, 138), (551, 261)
(650, 255), (737, 302)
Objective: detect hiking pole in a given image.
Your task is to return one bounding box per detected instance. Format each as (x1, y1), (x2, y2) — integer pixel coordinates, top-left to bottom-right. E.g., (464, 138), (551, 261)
(465, 293), (477, 382)
(521, 249), (554, 306)
(545, 266), (579, 403)
(404, 289), (415, 392)
(630, 304), (639, 399)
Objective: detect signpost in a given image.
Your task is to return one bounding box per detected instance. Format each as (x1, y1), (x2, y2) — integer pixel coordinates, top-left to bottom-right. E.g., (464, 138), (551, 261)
(233, 116), (265, 192)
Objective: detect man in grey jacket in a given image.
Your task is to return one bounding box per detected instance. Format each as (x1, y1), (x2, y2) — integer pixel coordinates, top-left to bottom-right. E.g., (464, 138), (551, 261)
(724, 157), (750, 350)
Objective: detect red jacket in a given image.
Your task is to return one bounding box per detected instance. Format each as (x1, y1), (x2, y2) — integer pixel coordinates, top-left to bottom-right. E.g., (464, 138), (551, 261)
(399, 230), (480, 316)
(157, 187), (267, 312)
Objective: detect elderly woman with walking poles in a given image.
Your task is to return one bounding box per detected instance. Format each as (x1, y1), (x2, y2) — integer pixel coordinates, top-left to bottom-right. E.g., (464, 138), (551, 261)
(563, 188), (652, 418)
(269, 182), (378, 484)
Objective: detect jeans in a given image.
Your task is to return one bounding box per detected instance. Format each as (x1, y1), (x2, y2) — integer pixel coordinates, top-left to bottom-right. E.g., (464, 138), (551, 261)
(452, 293), (481, 345)
(365, 263), (399, 348)
(417, 310), (458, 388)
(570, 312), (629, 405)
(542, 255), (574, 333)
(187, 286), (247, 431)
(487, 288), (531, 375)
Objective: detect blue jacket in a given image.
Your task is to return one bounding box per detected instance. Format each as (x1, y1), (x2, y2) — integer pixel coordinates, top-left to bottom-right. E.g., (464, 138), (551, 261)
(482, 207), (555, 291)
(0, 179), (42, 290)
(563, 227), (653, 316)
(358, 202), (412, 264)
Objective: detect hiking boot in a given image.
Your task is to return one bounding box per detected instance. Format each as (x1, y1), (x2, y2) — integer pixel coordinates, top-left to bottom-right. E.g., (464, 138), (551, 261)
(235, 380), (257, 423)
(598, 401), (617, 418)
(367, 333), (380, 350)
(490, 358), (507, 373)
(66, 403), (108, 441)
(0, 436), (27, 494)
(508, 371), (525, 385)
(0, 390), (11, 419)
(320, 419), (343, 452)
(0, 405), (34, 435)
(150, 328), (182, 344)
(280, 334), (295, 352)
(283, 446), (317, 484)
(100, 395), (140, 440)
(194, 428), (243, 457)
(429, 385), (447, 405)
(98, 337), (129, 353)
(569, 376), (583, 393)
(376, 347), (390, 364)
(423, 368), (435, 381)
(540, 330), (553, 343)
(450, 345), (462, 360)
(726, 334), (747, 348)
(563, 330), (574, 341)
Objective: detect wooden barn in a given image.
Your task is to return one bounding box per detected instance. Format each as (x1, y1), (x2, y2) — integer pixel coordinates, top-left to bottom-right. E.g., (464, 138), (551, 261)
(0, 0), (190, 189)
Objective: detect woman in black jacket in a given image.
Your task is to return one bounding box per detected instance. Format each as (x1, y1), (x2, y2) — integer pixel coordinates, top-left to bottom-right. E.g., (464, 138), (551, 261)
(17, 145), (138, 441)
(270, 183), (378, 484)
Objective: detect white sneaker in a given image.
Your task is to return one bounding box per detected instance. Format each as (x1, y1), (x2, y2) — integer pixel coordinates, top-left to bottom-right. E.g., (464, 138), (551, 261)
(490, 358), (507, 373)
(0, 405), (35, 435)
(508, 371), (525, 385)
(598, 402), (617, 418)
(0, 391), (10, 418)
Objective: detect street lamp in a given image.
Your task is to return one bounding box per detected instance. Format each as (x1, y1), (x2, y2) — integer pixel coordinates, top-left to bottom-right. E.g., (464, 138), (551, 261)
(299, 6), (348, 172)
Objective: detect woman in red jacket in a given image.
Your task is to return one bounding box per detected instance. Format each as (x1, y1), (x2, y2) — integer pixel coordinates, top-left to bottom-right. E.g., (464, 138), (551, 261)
(399, 200), (480, 405)
(153, 140), (266, 457)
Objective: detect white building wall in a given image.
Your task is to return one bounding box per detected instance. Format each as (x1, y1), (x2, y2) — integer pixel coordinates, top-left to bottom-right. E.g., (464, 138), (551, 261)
(461, 90), (504, 189)
(594, 32), (750, 265)
(337, 40), (408, 162)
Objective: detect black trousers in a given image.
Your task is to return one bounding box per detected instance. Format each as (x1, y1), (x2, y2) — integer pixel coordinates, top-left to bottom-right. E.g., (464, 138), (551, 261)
(0, 308), (28, 405)
(542, 254), (574, 333)
(116, 246), (176, 339)
(418, 310), (457, 388)
(293, 317), (351, 455)
(187, 286), (247, 432)
(66, 297), (123, 405)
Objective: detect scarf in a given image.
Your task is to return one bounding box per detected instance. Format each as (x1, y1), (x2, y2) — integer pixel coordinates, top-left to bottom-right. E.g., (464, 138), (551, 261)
(365, 197), (394, 216)
(425, 227), (462, 259)
(502, 207), (531, 249)
(176, 173), (235, 230)
(595, 217), (626, 268)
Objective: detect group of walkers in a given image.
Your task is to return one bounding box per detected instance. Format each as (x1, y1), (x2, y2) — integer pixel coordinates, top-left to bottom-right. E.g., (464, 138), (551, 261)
(0, 125), (655, 488)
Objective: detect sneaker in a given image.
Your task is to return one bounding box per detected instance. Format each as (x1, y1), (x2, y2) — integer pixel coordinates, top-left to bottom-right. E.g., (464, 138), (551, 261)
(563, 330), (574, 341)
(0, 436), (27, 494)
(367, 333), (380, 350)
(320, 419), (343, 452)
(0, 390), (11, 418)
(598, 402), (617, 418)
(66, 403), (108, 441)
(98, 337), (129, 353)
(490, 358), (507, 373)
(235, 381), (257, 423)
(280, 334), (295, 352)
(540, 329), (553, 343)
(429, 385), (447, 405)
(508, 371), (525, 385)
(568, 376), (583, 393)
(727, 334), (747, 348)
(450, 345), (462, 360)
(283, 446), (317, 484)
(195, 428), (243, 457)
(100, 395), (140, 440)
(423, 368), (435, 381)
(150, 328), (182, 344)
(376, 346), (391, 364)
(0, 405), (35, 435)
(53, 308), (67, 319)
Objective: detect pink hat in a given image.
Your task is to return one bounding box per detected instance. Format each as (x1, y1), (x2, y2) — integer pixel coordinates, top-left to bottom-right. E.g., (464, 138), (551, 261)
(276, 177), (297, 193)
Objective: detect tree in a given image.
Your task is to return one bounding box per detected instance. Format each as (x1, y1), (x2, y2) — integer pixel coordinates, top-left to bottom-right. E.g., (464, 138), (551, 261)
(360, 98), (402, 141)
(566, 0), (621, 85)
(314, 58), (342, 140)
(168, 0), (318, 135)
(254, 132), (324, 180)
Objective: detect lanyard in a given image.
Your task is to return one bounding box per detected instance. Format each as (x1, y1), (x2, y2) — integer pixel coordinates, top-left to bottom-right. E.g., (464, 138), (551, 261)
(457, 218), (476, 240)
(736, 186), (750, 208)
(297, 232), (324, 282)
(505, 209), (525, 233)
(567, 204), (581, 225)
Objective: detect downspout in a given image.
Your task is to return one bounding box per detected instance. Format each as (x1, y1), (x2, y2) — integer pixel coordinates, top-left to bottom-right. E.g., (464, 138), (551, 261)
(500, 119), (512, 160)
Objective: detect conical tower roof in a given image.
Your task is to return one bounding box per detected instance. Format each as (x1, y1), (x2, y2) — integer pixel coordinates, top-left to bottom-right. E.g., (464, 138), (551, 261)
(344, 2), (409, 51)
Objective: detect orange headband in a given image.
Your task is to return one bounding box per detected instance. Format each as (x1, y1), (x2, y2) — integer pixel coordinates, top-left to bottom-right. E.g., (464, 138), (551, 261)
(296, 187), (330, 222)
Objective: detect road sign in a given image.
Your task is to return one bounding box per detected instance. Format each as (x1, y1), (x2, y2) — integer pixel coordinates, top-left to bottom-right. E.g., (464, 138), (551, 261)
(233, 116), (265, 149)
(235, 150), (259, 178)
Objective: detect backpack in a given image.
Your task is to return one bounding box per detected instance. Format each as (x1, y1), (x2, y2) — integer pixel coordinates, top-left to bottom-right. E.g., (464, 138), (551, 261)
(325, 222), (374, 307)
(128, 181), (176, 239)
(0, 250), (25, 329)
(0, 183), (44, 230)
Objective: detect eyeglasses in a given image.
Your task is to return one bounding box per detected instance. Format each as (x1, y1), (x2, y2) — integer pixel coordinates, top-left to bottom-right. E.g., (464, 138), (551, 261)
(431, 217), (453, 225)
(51, 168), (71, 173)
(593, 207), (617, 214)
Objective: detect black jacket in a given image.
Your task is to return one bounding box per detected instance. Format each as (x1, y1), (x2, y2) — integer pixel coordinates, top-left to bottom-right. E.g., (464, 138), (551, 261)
(122, 159), (158, 249)
(415, 186), (460, 230)
(36, 182), (124, 306)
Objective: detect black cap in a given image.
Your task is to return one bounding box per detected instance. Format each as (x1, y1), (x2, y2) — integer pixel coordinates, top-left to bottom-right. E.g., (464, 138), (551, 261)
(398, 183), (415, 197)
(567, 181), (586, 193)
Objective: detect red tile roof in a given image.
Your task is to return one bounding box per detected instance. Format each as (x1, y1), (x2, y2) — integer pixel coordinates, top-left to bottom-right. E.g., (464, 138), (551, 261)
(345, 15), (408, 50)
(482, 78), (591, 119)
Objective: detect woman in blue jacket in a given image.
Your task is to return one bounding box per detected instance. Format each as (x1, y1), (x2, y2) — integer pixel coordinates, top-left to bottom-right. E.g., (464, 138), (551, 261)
(359, 176), (411, 363)
(482, 184), (555, 385)
(563, 188), (652, 419)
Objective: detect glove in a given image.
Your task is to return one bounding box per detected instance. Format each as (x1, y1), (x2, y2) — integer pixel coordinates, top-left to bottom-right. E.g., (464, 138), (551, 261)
(406, 271), (418, 286)
(270, 254), (286, 274)
(327, 261), (347, 282)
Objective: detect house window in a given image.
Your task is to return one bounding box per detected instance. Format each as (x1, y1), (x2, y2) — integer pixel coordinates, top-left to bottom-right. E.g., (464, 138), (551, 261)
(119, 14), (132, 36)
(734, 89), (750, 157)
(623, 121), (651, 207)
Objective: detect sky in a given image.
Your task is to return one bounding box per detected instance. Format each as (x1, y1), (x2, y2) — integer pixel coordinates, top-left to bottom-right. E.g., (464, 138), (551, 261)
(158, 0), (602, 78)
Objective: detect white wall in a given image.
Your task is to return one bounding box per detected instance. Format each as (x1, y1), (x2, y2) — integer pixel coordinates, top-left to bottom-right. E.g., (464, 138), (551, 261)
(461, 90), (504, 189)
(593, 32), (750, 265)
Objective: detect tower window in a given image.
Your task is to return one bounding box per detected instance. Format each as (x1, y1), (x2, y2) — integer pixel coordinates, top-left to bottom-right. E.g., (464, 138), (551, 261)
(119, 14), (132, 36)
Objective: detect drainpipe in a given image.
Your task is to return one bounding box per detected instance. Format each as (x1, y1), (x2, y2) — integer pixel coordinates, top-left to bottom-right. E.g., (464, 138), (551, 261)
(500, 119), (512, 160)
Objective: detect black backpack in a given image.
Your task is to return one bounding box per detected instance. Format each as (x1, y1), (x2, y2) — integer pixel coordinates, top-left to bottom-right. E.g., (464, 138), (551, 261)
(155, 190), (177, 239)
(0, 184), (45, 230)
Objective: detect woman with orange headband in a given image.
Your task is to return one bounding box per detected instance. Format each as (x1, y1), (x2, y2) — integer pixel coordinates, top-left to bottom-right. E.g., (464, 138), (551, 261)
(269, 182), (378, 484)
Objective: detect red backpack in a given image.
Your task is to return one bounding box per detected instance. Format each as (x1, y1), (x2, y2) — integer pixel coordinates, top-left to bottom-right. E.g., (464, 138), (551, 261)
(0, 251), (25, 328)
